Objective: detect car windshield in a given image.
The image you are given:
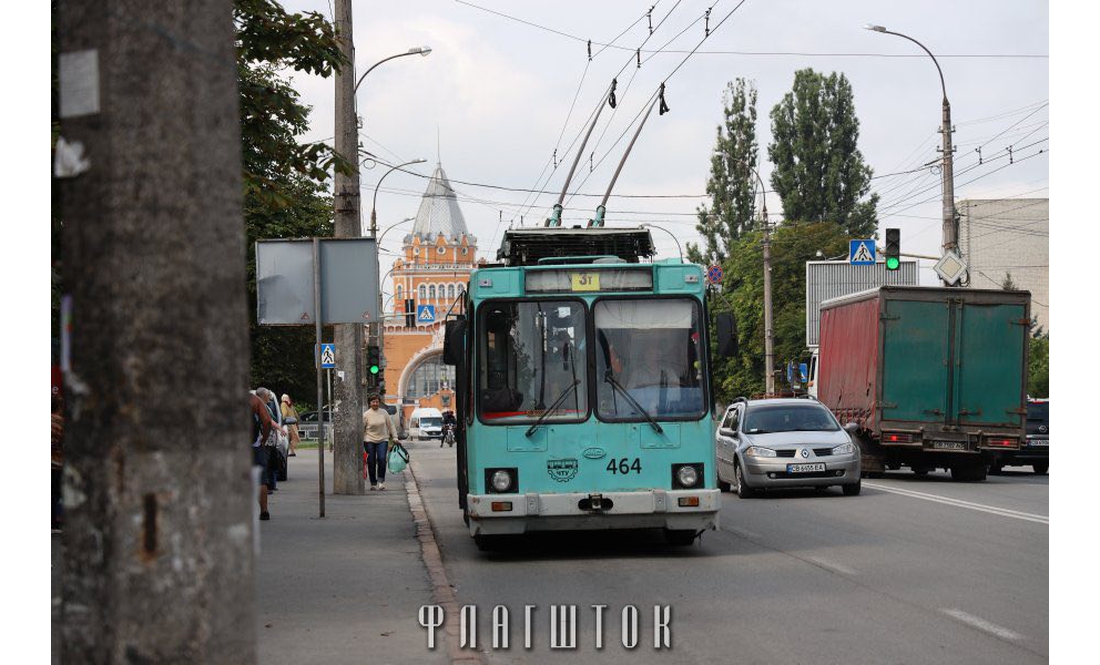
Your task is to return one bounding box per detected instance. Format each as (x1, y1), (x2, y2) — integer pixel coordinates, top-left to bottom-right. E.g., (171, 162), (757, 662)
(594, 298), (705, 421)
(1026, 402), (1048, 422)
(421, 417), (442, 428)
(742, 404), (839, 434)
(477, 300), (588, 423)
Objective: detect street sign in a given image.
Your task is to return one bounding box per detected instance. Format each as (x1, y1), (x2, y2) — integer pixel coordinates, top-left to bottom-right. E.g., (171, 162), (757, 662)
(933, 251), (968, 285)
(849, 239), (876, 265)
(320, 343), (336, 369)
(417, 304), (436, 324)
(706, 264), (723, 284)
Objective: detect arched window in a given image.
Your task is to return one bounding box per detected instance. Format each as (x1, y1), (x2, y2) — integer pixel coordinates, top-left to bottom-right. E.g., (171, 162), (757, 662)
(457, 283), (466, 296)
(418, 284), (426, 300)
(396, 285), (403, 302)
(429, 285), (436, 300)
(448, 284), (455, 300)
(404, 355), (456, 398)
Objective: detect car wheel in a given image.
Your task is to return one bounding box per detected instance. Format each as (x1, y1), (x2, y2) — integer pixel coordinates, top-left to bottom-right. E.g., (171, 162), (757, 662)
(1032, 462), (1048, 475)
(717, 475), (732, 492)
(664, 529), (697, 546)
(735, 463), (756, 499)
(842, 480), (861, 496)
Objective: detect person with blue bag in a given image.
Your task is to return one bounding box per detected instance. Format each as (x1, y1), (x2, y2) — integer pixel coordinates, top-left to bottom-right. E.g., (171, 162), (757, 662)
(362, 394), (397, 490)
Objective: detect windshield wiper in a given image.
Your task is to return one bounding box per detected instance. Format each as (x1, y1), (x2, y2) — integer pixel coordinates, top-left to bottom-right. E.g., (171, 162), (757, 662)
(604, 372), (663, 434)
(525, 379), (581, 438)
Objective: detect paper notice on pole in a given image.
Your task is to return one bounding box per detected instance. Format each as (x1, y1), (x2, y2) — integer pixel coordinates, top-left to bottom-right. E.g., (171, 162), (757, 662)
(59, 50), (101, 118)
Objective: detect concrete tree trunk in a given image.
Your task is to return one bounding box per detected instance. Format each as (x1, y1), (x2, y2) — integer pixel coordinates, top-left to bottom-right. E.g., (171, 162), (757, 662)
(57, 1), (255, 661)
(332, 0), (366, 494)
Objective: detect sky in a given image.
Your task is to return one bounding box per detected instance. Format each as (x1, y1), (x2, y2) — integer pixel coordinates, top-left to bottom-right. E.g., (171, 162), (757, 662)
(280, 0), (1049, 288)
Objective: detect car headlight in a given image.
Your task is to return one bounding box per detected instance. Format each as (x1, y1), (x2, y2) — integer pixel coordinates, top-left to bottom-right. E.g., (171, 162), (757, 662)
(745, 446), (776, 458)
(676, 465), (699, 488)
(491, 469), (513, 493)
(832, 442), (856, 455)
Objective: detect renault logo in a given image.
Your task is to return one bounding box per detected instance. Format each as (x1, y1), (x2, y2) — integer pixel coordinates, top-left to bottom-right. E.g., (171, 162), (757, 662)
(800, 448), (810, 459)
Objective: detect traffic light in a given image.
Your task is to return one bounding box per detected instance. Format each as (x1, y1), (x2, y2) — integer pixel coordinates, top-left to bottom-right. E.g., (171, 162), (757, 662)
(367, 345), (381, 386)
(376, 377), (386, 397)
(884, 228), (900, 271)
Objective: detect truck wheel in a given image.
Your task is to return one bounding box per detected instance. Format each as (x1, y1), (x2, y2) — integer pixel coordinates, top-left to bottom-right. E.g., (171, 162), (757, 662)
(842, 480), (861, 496)
(735, 464), (757, 499)
(1032, 462), (1048, 475)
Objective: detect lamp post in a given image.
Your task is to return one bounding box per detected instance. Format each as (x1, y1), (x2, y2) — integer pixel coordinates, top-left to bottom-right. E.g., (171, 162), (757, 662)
(369, 160), (425, 237)
(378, 216), (417, 246)
(354, 46), (431, 93)
(753, 169), (776, 396)
(865, 24), (958, 283)
(639, 223), (683, 261)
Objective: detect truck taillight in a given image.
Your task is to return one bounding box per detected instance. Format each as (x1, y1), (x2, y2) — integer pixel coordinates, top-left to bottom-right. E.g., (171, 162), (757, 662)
(986, 437), (1017, 448)
(883, 432), (914, 443)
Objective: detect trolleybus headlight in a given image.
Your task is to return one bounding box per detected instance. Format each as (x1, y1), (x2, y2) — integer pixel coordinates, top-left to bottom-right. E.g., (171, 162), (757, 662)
(674, 464), (701, 488)
(491, 469), (514, 493)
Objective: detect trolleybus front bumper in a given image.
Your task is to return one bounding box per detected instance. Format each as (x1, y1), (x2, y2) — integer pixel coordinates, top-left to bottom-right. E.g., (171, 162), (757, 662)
(466, 489), (721, 536)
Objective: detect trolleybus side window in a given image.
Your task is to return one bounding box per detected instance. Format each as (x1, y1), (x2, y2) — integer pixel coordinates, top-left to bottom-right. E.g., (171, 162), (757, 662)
(478, 300), (588, 423)
(594, 298), (705, 421)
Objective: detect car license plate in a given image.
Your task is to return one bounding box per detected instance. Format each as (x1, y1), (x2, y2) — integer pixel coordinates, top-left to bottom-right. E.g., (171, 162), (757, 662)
(1028, 440), (1048, 447)
(932, 441), (968, 451)
(787, 463), (826, 473)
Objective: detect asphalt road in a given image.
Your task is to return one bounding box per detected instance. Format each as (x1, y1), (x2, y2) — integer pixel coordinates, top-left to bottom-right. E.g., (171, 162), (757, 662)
(408, 439), (1048, 665)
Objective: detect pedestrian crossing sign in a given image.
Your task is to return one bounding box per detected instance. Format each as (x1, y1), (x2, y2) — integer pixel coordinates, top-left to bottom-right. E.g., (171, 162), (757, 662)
(320, 343), (336, 369)
(849, 239), (876, 265)
(417, 304), (436, 324)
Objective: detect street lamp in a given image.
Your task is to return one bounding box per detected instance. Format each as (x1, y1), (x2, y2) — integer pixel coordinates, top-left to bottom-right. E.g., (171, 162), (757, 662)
(752, 168), (776, 396)
(865, 24), (959, 280)
(369, 159), (426, 238)
(378, 215), (417, 247)
(638, 223), (683, 261)
(354, 46), (432, 93)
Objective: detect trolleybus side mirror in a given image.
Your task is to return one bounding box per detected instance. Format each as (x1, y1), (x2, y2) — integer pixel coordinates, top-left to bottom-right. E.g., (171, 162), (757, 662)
(716, 313), (738, 358)
(443, 317), (467, 366)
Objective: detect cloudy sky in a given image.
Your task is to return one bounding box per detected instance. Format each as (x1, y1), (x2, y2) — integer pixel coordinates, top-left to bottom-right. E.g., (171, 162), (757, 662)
(281, 0), (1048, 286)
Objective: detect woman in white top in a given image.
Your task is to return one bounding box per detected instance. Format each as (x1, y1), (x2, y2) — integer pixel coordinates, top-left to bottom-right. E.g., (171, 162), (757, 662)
(362, 394), (397, 490)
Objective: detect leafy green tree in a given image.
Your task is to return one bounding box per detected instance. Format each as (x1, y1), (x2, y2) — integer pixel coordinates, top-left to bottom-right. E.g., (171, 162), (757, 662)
(768, 69), (879, 238)
(1028, 336), (1048, 398)
(235, 0), (349, 409)
(710, 222), (849, 402)
(687, 79), (759, 266)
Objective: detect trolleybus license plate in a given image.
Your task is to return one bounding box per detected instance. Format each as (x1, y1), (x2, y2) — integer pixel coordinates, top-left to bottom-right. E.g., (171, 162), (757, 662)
(787, 463), (826, 473)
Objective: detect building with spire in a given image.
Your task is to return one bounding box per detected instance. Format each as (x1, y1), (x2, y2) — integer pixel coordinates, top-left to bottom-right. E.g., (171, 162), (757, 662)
(383, 164), (479, 425)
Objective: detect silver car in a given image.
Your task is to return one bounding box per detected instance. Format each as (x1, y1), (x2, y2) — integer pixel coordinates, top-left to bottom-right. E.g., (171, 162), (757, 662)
(716, 397), (861, 497)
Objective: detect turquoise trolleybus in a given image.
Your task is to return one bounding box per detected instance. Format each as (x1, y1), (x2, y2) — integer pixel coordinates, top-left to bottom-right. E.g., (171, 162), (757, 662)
(443, 227), (734, 549)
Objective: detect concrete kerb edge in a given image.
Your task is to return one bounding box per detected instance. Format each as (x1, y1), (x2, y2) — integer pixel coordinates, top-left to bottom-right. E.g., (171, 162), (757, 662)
(405, 457), (488, 665)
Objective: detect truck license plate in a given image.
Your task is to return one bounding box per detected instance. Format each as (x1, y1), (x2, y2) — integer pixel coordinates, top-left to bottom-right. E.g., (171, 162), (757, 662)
(787, 463), (826, 473)
(932, 441), (967, 451)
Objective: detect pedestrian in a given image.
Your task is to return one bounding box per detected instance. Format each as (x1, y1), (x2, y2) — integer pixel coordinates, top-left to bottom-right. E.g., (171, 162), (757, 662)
(255, 386), (286, 490)
(362, 393), (397, 490)
(250, 390), (274, 520)
(281, 394), (300, 456)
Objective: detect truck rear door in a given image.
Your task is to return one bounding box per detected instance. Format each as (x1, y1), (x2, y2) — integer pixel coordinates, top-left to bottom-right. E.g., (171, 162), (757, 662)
(881, 299), (950, 423)
(954, 301), (1027, 428)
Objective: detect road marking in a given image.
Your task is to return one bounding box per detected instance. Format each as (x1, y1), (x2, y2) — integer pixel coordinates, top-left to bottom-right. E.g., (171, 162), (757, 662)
(863, 482), (1049, 525)
(805, 556), (858, 576)
(942, 608), (1024, 642)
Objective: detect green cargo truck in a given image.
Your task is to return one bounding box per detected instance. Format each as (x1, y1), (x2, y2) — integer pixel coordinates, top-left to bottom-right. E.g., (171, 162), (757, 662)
(817, 286), (1030, 481)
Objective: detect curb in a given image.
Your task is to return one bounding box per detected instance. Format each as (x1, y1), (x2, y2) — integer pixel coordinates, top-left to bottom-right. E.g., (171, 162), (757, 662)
(405, 458), (487, 665)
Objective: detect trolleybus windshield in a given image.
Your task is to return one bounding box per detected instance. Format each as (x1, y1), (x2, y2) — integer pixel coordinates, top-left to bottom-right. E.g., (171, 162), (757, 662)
(477, 300), (588, 423)
(594, 298), (705, 421)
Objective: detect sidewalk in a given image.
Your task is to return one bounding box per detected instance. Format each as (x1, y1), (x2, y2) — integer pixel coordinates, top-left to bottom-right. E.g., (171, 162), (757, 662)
(256, 447), (448, 665)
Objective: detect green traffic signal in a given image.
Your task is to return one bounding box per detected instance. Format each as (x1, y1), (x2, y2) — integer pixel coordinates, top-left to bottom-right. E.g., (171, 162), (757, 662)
(885, 256), (900, 270)
(369, 364), (380, 375)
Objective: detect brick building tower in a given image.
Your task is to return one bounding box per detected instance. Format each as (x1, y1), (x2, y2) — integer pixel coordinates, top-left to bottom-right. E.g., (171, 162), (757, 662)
(382, 163), (478, 426)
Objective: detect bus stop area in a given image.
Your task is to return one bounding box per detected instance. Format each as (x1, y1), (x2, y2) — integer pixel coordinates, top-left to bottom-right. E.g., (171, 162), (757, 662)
(51, 444), (453, 665)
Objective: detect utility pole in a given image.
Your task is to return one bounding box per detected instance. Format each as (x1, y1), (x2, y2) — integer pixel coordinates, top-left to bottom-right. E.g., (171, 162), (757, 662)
(56, 1), (254, 661)
(333, 0), (366, 494)
(755, 171), (775, 396)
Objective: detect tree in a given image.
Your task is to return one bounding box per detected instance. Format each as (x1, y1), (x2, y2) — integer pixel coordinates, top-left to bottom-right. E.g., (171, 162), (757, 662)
(235, 0), (350, 409)
(687, 79), (759, 265)
(1001, 272), (1019, 290)
(710, 222), (849, 402)
(1028, 336), (1048, 398)
(768, 69), (879, 238)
